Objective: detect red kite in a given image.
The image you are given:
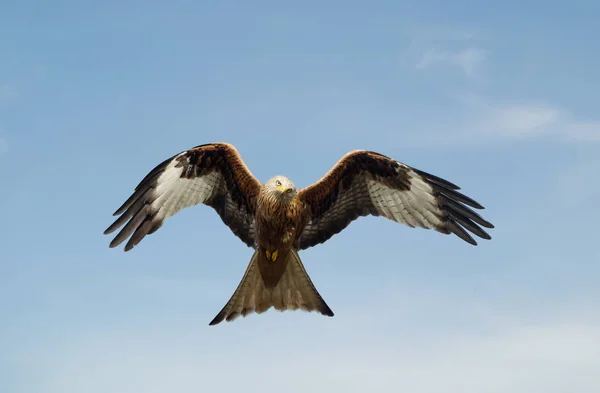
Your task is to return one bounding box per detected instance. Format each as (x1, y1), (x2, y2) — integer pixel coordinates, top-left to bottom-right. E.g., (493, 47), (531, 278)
(105, 143), (493, 325)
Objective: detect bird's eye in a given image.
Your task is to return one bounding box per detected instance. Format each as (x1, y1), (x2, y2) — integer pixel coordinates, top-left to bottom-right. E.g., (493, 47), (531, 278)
(275, 180), (282, 186)
(286, 188), (292, 194)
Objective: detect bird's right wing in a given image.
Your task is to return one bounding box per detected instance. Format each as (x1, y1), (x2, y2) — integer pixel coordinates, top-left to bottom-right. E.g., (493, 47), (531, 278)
(104, 143), (261, 251)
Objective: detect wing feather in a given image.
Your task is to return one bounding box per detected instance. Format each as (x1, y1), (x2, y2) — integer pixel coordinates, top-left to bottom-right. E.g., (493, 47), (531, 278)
(104, 143), (261, 251)
(296, 150), (494, 249)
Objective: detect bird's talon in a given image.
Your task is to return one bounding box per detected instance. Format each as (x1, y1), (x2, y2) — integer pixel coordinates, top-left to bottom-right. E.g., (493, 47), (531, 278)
(265, 249), (279, 261)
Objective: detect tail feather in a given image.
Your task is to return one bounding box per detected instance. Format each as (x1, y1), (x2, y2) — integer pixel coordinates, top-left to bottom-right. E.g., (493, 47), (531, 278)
(209, 249), (333, 325)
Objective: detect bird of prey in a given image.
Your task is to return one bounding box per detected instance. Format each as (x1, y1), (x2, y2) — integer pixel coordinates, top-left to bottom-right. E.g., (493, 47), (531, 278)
(104, 142), (493, 325)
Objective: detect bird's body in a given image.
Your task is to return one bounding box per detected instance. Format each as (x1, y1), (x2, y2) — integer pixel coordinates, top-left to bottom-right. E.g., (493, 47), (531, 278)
(105, 142), (494, 325)
(254, 178), (303, 253)
(254, 178), (305, 287)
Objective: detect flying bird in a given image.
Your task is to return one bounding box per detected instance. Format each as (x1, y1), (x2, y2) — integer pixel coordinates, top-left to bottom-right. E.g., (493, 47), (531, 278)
(104, 142), (494, 325)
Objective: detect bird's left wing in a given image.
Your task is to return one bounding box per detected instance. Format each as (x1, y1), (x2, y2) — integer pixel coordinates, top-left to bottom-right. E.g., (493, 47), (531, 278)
(296, 150), (494, 249)
(104, 143), (261, 251)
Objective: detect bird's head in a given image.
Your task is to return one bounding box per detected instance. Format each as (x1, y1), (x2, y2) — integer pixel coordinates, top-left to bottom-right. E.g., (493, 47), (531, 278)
(265, 175), (297, 202)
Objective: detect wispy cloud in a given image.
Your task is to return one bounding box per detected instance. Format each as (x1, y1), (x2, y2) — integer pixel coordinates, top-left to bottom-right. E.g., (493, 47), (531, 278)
(416, 48), (487, 79)
(415, 98), (600, 146)
(408, 25), (486, 82)
(466, 97), (600, 143)
(407, 26), (600, 146)
(491, 105), (562, 133)
(464, 96), (564, 136)
(385, 95), (600, 148)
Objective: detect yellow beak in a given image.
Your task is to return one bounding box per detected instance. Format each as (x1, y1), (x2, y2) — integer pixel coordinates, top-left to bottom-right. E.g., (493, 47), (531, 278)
(277, 185), (287, 193)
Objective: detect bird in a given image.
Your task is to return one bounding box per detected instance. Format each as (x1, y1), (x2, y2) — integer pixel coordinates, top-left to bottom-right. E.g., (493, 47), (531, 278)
(104, 142), (494, 325)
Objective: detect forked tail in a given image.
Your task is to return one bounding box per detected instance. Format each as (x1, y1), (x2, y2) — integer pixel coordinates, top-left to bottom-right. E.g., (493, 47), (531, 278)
(209, 249), (334, 325)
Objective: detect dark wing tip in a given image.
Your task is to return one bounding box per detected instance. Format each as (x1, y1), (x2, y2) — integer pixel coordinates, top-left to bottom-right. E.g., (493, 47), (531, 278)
(441, 207), (493, 245)
(104, 218), (123, 235)
(412, 168), (461, 190)
(413, 170), (494, 245)
(320, 305), (335, 317)
(108, 235), (126, 249)
(208, 303), (235, 326)
(413, 168), (487, 210)
(444, 189), (485, 210)
(208, 310), (234, 326)
(107, 242), (133, 252)
(479, 231), (492, 240)
(446, 221), (478, 245)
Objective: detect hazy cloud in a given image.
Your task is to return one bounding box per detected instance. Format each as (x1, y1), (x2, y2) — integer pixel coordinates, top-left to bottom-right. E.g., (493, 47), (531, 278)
(494, 105), (562, 133)
(396, 96), (598, 147)
(416, 48), (487, 79)
(470, 99), (600, 143)
(21, 307), (600, 393)
(464, 97), (564, 136)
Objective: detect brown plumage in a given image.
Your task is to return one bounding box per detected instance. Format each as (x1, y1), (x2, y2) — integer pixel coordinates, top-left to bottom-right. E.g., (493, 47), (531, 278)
(104, 142), (494, 325)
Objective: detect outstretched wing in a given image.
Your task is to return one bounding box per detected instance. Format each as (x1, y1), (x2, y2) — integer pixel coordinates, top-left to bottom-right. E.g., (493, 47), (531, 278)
(296, 150), (494, 249)
(104, 143), (261, 251)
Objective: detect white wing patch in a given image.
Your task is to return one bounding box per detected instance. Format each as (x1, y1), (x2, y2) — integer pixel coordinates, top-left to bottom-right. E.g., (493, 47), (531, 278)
(105, 154), (227, 251)
(366, 168), (442, 229)
(106, 145), (261, 251)
(154, 159), (222, 221)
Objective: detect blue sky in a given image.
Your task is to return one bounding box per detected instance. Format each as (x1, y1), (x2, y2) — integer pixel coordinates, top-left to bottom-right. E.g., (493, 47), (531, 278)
(1, 1), (599, 392)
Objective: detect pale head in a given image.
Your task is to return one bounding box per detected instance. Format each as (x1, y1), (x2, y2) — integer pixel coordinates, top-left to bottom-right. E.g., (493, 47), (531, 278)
(264, 175), (297, 202)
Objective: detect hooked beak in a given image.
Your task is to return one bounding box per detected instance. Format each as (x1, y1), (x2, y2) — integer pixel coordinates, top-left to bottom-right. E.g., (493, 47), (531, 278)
(277, 185), (287, 193)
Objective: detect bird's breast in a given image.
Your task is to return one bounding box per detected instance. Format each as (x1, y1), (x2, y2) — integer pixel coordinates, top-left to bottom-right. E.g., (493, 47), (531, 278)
(255, 199), (302, 248)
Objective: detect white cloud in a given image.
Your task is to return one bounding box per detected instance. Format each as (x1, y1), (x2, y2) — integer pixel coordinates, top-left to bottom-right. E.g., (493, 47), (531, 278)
(419, 94), (599, 145)
(473, 101), (600, 143)
(465, 97), (565, 137)
(416, 48), (487, 79)
(494, 105), (562, 133)
(392, 98), (566, 147)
